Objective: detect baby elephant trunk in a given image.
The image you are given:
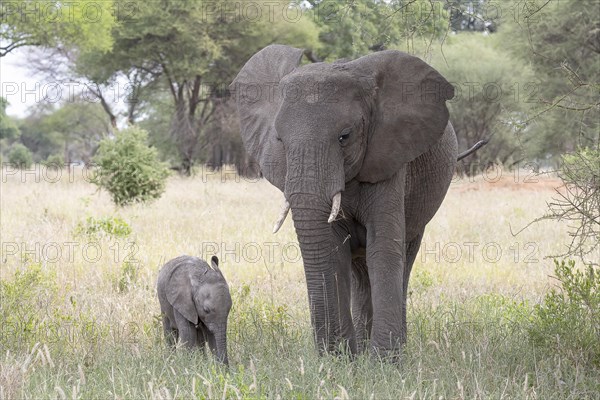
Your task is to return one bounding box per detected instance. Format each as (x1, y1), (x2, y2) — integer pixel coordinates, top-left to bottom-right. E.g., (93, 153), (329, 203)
(207, 322), (229, 366)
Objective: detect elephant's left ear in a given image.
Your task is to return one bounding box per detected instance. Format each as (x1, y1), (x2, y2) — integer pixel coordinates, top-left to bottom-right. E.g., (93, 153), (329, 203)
(349, 51), (454, 183)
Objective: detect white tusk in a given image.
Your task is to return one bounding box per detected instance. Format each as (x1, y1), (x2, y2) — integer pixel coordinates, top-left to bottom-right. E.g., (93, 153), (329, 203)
(272, 200), (291, 234)
(328, 192), (342, 223)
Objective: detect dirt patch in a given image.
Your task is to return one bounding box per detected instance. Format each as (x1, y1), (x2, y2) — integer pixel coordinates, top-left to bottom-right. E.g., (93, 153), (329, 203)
(452, 175), (564, 193)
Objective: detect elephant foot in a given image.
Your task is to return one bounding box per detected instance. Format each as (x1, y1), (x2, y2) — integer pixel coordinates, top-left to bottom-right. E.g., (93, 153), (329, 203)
(316, 335), (357, 359)
(370, 345), (402, 364)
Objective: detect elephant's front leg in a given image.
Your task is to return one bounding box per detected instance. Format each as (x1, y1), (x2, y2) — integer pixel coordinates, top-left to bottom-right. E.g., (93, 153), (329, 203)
(292, 200), (356, 355)
(304, 227), (356, 355)
(363, 172), (406, 360)
(173, 309), (197, 349)
(332, 225), (357, 355)
(196, 323), (209, 352)
(162, 315), (178, 347)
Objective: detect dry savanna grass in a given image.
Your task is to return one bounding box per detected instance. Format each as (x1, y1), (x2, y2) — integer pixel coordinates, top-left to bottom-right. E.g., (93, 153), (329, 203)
(0, 165), (597, 399)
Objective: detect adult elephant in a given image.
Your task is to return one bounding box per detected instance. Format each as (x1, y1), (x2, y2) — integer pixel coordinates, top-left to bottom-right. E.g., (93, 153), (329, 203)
(230, 45), (468, 360)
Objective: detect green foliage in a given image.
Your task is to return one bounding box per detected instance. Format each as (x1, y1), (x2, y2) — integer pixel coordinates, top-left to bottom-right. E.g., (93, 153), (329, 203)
(75, 0), (320, 174)
(0, 0), (114, 57)
(42, 154), (65, 169)
(409, 269), (436, 298)
(497, 0), (600, 158)
(0, 262), (60, 351)
(18, 102), (109, 163)
(7, 143), (33, 168)
(529, 260), (600, 365)
(91, 126), (170, 206)
(0, 97), (20, 140)
(74, 215), (132, 240)
(561, 147), (600, 188)
(309, 0), (448, 60)
(228, 284), (303, 358)
(448, 0), (498, 32)
(117, 261), (139, 293)
(432, 34), (537, 172)
(0, 262), (108, 358)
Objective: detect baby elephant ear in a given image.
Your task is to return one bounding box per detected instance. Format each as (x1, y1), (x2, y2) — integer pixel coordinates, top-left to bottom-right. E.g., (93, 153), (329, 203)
(210, 256), (219, 271)
(349, 51), (455, 183)
(229, 45), (304, 191)
(166, 265), (199, 324)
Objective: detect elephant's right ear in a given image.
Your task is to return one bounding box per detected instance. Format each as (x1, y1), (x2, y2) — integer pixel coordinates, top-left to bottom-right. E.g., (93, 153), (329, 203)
(229, 45), (304, 191)
(166, 266), (200, 324)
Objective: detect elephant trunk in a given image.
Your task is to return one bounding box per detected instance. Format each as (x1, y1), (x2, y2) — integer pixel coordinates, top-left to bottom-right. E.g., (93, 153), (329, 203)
(284, 141), (347, 353)
(289, 197), (341, 353)
(207, 323), (228, 365)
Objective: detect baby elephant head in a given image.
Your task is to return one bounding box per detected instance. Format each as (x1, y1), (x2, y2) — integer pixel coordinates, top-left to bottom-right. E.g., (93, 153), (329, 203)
(157, 255), (232, 365)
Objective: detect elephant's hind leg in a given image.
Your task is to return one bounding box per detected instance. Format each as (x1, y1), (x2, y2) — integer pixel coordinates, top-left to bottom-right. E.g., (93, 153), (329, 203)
(351, 257), (372, 353)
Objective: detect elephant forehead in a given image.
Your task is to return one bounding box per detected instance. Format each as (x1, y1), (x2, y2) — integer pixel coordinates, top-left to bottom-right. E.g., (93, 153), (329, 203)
(280, 69), (365, 105)
(200, 283), (232, 308)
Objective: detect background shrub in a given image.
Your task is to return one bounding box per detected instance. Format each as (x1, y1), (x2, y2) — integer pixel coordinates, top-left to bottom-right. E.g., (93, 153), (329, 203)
(7, 143), (33, 169)
(550, 148), (600, 265)
(529, 259), (600, 365)
(73, 215), (132, 240)
(42, 154), (65, 169)
(91, 126), (170, 206)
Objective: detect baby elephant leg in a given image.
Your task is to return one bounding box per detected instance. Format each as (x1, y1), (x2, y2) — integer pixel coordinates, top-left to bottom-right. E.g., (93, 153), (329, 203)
(173, 309), (198, 349)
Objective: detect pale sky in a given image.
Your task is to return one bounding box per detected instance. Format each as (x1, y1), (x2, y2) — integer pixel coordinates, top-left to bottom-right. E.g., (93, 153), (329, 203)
(0, 47), (131, 122)
(0, 48), (48, 118)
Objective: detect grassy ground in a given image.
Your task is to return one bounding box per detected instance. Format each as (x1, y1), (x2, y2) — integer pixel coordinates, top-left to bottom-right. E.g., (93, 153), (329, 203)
(1, 165), (598, 399)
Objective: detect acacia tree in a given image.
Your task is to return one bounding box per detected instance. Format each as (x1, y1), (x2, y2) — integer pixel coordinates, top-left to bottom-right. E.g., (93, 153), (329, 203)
(0, 0), (114, 56)
(499, 0), (600, 158)
(306, 0), (449, 61)
(432, 34), (537, 173)
(0, 97), (20, 141)
(75, 0), (319, 175)
(503, 0), (599, 267)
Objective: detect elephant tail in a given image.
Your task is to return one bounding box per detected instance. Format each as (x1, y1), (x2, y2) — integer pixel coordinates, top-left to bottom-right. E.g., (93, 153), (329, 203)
(457, 139), (489, 161)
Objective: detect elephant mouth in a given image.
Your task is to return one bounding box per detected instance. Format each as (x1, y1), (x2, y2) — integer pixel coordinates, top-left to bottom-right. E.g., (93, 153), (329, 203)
(272, 192), (342, 233)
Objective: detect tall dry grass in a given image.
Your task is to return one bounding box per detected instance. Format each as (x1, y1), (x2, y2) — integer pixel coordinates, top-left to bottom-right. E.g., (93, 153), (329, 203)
(1, 164), (596, 399)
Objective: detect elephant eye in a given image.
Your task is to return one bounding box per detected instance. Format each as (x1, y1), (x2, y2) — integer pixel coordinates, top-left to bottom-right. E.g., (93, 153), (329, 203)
(338, 128), (352, 144)
(203, 306), (211, 314)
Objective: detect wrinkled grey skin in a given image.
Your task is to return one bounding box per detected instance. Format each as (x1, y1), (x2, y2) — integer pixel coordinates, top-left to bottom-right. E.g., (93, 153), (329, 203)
(157, 255), (231, 365)
(230, 45), (458, 360)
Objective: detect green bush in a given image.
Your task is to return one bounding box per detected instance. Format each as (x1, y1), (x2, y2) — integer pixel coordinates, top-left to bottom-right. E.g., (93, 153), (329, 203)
(117, 261), (140, 293)
(74, 215), (132, 240)
(529, 259), (600, 365)
(42, 154), (65, 169)
(0, 262), (60, 351)
(7, 143), (33, 169)
(91, 126), (170, 206)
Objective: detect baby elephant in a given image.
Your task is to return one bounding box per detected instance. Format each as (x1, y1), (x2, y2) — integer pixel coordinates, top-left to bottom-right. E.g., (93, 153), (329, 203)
(157, 255), (232, 365)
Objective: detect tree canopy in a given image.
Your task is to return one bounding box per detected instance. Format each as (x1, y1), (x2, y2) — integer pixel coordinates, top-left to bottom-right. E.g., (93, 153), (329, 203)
(1, 0), (597, 174)
(0, 97), (20, 140)
(0, 0), (114, 57)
